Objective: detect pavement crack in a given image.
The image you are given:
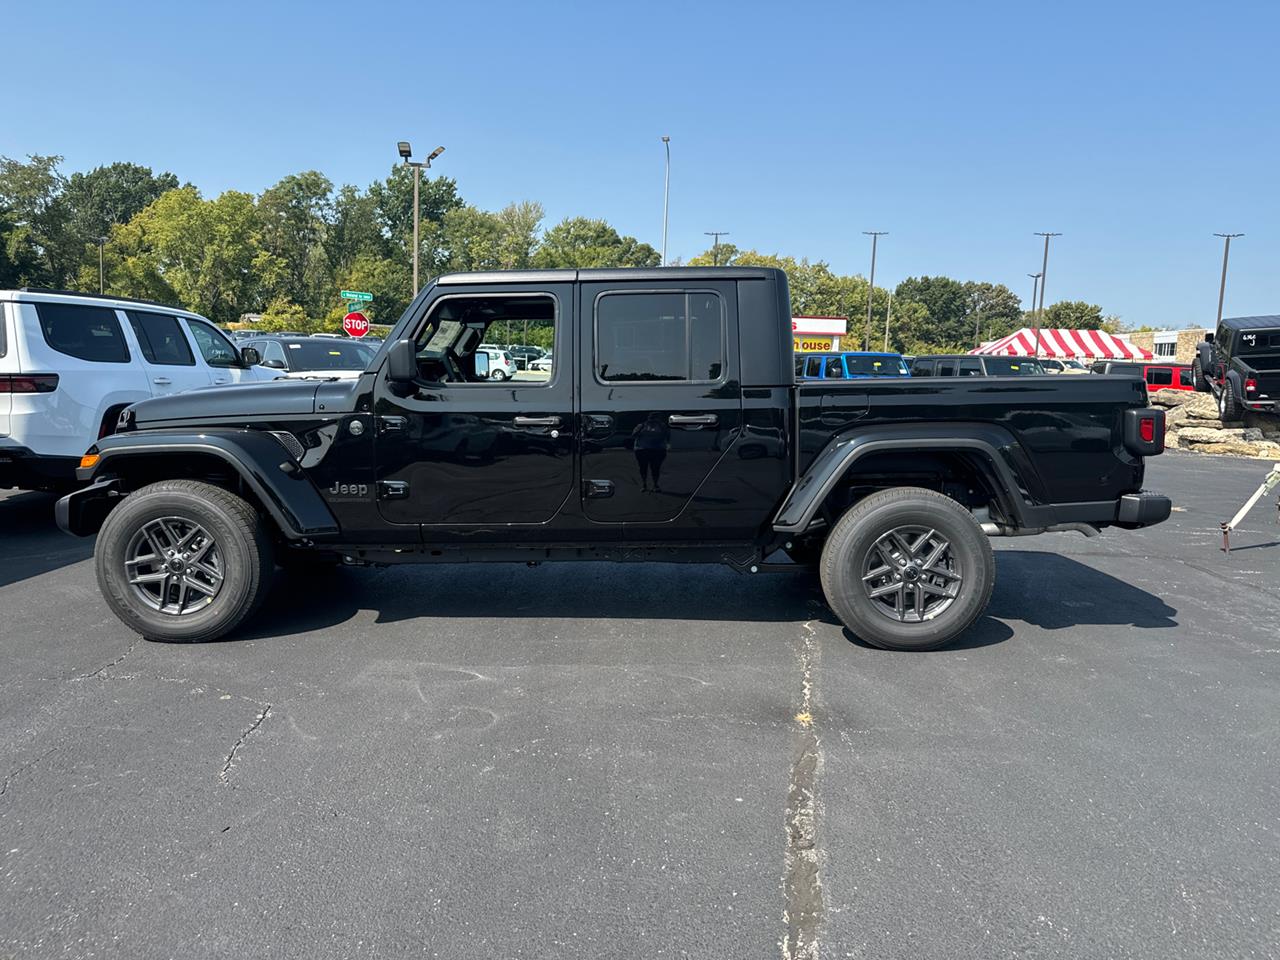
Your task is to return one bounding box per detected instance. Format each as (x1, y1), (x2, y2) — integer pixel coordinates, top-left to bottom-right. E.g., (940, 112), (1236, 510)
(782, 617), (824, 960)
(0, 747), (57, 798)
(219, 703), (272, 785)
(77, 640), (140, 680)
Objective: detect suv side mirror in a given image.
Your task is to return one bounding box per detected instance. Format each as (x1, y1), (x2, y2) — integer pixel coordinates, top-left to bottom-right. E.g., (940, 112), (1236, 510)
(473, 351), (490, 379)
(239, 346), (261, 366)
(387, 339), (418, 383)
(1204, 332), (1214, 343)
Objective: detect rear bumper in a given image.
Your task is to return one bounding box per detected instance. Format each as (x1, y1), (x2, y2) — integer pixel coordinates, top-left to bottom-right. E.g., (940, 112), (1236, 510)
(0, 445), (79, 490)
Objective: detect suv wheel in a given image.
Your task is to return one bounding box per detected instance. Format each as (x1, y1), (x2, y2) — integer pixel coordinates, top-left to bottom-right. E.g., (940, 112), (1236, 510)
(490, 369), (509, 381)
(1191, 358), (1207, 392)
(819, 487), (994, 651)
(1219, 378), (1242, 421)
(96, 480), (274, 642)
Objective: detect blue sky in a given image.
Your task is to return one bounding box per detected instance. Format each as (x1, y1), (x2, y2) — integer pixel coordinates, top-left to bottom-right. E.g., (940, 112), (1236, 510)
(4, 0), (1277, 327)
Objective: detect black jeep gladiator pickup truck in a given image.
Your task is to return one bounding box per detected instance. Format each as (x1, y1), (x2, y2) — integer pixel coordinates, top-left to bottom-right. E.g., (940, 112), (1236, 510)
(57, 267), (1171, 651)
(1193, 314), (1280, 418)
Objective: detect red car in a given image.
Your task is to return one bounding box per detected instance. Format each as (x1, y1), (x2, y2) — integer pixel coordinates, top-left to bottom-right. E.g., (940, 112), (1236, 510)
(1092, 362), (1195, 395)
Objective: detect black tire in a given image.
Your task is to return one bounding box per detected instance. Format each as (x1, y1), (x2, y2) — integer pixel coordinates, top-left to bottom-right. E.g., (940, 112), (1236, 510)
(95, 480), (274, 643)
(819, 487), (994, 651)
(1219, 378), (1242, 421)
(1191, 358), (1208, 392)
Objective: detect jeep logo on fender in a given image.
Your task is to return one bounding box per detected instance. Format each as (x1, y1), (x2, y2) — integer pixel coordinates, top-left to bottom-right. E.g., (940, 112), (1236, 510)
(328, 482), (369, 497)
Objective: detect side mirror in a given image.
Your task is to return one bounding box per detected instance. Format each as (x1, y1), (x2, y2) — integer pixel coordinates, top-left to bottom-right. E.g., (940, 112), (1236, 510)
(1204, 332), (1214, 343)
(240, 346), (261, 366)
(473, 351), (490, 379)
(387, 339), (418, 383)
(262, 358), (286, 370)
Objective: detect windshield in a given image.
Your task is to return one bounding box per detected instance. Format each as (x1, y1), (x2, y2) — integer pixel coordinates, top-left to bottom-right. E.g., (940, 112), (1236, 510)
(845, 354), (908, 376)
(283, 340), (373, 370)
(984, 357), (1045, 375)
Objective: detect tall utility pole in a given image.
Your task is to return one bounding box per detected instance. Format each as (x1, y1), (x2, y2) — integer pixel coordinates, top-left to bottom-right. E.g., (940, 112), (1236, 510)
(661, 137), (671, 267)
(1032, 232), (1061, 356)
(1027, 272), (1042, 331)
(863, 231), (888, 350)
(398, 141), (445, 295)
(883, 292), (893, 351)
(1214, 233), (1244, 328)
(971, 291), (983, 348)
(704, 231), (729, 266)
(96, 236), (108, 294)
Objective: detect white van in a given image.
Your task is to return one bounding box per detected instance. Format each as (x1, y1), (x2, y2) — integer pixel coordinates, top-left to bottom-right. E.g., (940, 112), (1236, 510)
(0, 288), (270, 491)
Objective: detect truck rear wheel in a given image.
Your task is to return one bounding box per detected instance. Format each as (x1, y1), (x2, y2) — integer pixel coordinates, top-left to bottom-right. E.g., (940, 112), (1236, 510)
(819, 487), (994, 651)
(1218, 378), (1242, 421)
(95, 480), (274, 643)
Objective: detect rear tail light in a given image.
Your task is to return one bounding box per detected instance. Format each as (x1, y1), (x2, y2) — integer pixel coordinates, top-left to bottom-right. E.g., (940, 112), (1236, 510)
(1245, 378), (1258, 393)
(1140, 418), (1155, 443)
(0, 374), (59, 393)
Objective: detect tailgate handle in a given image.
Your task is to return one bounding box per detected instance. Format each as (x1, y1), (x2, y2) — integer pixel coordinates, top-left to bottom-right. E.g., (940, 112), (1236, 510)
(513, 415), (561, 427)
(669, 414), (718, 428)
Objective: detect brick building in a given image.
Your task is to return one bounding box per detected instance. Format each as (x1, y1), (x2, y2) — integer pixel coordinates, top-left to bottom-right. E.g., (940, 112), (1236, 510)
(1126, 328), (1208, 365)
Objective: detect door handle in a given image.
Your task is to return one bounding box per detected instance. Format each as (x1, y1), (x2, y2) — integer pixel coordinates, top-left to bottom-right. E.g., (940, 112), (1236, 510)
(668, 414), (718, 428)
(584, 414), (613, 434)
(513, 416), (561, 427)
(152, 377), (171, 385)
(213, 377), (230, 384)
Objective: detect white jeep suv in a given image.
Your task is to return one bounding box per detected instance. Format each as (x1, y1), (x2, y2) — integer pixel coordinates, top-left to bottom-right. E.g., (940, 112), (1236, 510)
(0, 288), (268, 491)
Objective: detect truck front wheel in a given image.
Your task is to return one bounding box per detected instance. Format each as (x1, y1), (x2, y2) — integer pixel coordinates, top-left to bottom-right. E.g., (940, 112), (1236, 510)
(95, 480), (274, 643)
(819, 487), (994, 651)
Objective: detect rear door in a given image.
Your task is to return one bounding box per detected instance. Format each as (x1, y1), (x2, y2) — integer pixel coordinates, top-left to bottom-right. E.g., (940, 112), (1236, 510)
(577, 280), (741, 523)
(124, 310), (211, 395)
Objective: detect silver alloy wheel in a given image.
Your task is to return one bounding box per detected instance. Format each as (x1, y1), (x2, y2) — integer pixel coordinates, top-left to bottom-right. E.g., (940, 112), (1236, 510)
(861, 524), (963, 622)
(124, 516), (224, 616)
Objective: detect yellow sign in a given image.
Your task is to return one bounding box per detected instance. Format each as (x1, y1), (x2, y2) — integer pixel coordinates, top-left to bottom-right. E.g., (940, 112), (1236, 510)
(794, 336), (834, 352)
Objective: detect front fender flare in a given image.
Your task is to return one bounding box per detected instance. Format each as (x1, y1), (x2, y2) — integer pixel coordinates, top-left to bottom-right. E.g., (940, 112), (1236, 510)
(74, 430), (339, 540)
(773, 424), (1032, 534)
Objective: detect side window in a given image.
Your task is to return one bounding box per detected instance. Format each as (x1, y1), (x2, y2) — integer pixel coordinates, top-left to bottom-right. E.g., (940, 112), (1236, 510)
(1215, 326), (1230, 357)
(34, 302), (130, 363)
(1146, 367), (1173, 387)
(1179, 368), (1194, 387)
(596, 291), (724, 383)
(805, 356), (823, 377)
(824, 355), (843, 378)
(126, 311), (196, 366)
(264, 341), (287, 366)
(186, 320), (241, 367)
(937, 359), (957, 377)
(912, 359), (933, 376)
(958, 359), (982, 376)
(794, 356), (805, 377)
(413, 293), (557, 385)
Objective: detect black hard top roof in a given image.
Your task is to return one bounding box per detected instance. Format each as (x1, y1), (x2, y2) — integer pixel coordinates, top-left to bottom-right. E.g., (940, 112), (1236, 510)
(1222, 315), (1280, 329)
(434, 266), (786, 285)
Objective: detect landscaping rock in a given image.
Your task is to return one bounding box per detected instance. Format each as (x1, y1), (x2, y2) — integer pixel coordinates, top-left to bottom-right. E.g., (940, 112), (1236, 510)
(1183, 394), (1222, 420)
(1177, 426), (1250, 445)
(1149, 388), (1198, 408)
(1196, 441), (1280, 459)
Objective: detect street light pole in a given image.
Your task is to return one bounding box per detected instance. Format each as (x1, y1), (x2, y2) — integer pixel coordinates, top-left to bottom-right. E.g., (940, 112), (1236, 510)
(661, 137), (671, 267)
(863, 231), (887, 350)
(96, 236), (108, 294)
(1214, 233), (1244, 329)
(883, 292), (893, 351)
(1032, 232), (1061, 357)
(1027, 272), (1042, 329)
(398, 141), (445, 296)
(704, 231), (729, 266)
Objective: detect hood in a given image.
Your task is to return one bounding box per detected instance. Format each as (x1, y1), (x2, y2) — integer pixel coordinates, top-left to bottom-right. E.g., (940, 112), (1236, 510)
(129, 379), (323, 426)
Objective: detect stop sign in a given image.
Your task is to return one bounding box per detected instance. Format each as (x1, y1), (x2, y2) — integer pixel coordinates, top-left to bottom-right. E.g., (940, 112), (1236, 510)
(342, 312), (370, 337)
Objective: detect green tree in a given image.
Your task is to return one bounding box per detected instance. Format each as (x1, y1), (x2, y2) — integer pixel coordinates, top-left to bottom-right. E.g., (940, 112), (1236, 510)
(962, 281), (1024, 345)
(1042, 300), (1105, 328)
(63, 162), (180, 280)
(532, 217), (658, 268)
(370, 166), (463, 281)
(0, 206), (45, 286)
(257, 296), (311, 333)
(258, 171), (334, 314)
(0, 154), (69, 285)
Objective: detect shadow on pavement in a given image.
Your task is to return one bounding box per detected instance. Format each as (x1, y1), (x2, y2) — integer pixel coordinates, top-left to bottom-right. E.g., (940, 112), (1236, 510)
(229, 562), (842, 643)
(0, 492), (93, 589)
(989, 550), (1177, 631)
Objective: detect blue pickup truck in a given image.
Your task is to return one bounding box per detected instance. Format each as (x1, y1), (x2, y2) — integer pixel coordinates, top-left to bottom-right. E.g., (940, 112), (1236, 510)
(795, 351), (911, 380)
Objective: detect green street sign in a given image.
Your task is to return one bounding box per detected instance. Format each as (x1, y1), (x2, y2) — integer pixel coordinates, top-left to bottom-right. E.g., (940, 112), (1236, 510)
(340, 290), (373, 302)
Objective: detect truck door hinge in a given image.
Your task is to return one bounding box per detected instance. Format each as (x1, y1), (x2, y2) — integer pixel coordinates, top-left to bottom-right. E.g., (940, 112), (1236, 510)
(377, 480), (410, 500)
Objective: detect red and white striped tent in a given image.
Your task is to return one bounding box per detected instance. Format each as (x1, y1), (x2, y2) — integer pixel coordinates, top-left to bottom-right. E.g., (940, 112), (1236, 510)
(970, 328), (1152, 360)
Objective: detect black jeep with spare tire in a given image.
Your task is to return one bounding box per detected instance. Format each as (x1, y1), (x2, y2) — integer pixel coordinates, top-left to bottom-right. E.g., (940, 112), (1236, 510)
(1194, 315), (1280, 419)
(57, 267), (1171, 651)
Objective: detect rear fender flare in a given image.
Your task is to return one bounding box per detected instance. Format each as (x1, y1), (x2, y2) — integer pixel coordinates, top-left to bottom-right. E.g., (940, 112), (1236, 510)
(773, 424), (1032, 534)
(79, 430), (339, 539)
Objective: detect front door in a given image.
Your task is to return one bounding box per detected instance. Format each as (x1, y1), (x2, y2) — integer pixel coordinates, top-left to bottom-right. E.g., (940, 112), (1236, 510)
(373, 283), (575, 527)
(577, 280), (742, 524)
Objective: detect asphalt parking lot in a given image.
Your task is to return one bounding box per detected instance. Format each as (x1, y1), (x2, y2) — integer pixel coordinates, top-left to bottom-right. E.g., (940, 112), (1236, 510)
(2, 450), (1278, 959)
